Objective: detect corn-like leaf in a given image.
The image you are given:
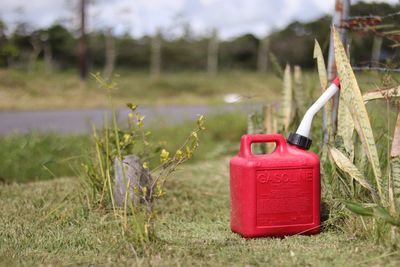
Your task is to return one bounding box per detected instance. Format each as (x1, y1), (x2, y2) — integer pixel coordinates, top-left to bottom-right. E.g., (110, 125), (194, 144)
(281, 64), (292, 131)
(337, 94), (354, 160)
(293, 65), (305, 116)
(313, 40), (328, 91)
(363, 87), (400, 103)
(391, 113), (400, 209)
(329, 147), (376, 195)
(333, 27), (383, 198)
(391, 157), (400, 207)
(344, 201), (374, 217)
(391, 112), (400, 158)
(388, 167), (397, 214)
(313, 39), (332, 149)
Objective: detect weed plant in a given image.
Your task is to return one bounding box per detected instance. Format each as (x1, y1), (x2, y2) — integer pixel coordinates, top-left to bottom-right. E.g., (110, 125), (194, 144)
(81, 74), (205, 245)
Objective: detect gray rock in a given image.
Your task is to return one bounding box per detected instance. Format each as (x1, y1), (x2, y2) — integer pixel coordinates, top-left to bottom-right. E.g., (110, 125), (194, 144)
(114, 155), (152, 207)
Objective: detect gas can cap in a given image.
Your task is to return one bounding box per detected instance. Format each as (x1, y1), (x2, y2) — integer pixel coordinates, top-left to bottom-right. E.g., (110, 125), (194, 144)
(287, 132), (312, 150)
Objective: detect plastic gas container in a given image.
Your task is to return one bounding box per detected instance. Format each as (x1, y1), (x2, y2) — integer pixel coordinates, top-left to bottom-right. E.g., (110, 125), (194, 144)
(230, 134), (320, 238)
(229, 78), (340, 238)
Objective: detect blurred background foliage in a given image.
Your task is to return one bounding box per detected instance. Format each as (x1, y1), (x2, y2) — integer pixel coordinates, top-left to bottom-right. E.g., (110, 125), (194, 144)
(0, 2), (398, 72)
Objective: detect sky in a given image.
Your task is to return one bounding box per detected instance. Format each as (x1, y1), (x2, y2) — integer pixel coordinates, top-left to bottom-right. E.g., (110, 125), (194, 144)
(0, 0), (398, 39)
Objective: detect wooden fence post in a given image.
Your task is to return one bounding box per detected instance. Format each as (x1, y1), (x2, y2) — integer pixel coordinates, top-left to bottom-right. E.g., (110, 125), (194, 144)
(150, 29), (162, 78)
(103, 28), (116, 81)
(79, 0), (88, 80)
(207, 28), (219, 76)
(371, 36), (383, 67)
(257, 36), (269, 74)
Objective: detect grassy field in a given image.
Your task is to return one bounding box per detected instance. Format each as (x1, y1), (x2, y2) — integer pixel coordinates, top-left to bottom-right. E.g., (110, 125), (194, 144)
(0, 68), (391, 111)
(1, 68), (400, 265)
(0, 69), (283, 110)
(0, 113), (399, 266)
(1, 158), (400, 266)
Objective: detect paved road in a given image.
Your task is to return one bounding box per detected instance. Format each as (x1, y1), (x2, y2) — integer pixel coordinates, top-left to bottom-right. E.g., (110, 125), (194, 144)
(0, 104), (261, 136)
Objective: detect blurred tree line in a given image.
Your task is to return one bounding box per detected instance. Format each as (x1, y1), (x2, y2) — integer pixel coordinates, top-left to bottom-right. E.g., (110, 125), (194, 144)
(0, 1), (398, 73)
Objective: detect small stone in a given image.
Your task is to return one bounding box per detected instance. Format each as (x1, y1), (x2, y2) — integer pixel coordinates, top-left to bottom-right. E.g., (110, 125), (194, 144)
(114, 155), (152, 207)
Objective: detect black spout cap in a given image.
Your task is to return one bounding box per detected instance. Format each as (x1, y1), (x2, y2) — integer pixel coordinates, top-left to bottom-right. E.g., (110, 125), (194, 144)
(287, 132), (312, 150)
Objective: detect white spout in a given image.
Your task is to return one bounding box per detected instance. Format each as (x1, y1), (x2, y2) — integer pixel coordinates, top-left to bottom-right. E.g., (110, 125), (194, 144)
(296, 77), (340, 138)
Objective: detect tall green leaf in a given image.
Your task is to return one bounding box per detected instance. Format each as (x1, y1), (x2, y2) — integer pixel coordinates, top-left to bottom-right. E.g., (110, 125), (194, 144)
(345, 202), (400, 226)
(344, 202), (374, 217)
(373, 206), (400, 226)
(333, 27), (383, 199)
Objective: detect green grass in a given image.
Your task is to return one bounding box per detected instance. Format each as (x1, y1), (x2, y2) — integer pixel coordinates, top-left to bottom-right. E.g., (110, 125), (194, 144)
(0, 112), (247, 183)
(0, 134), (90, 183)
(1, 158), (400, 266)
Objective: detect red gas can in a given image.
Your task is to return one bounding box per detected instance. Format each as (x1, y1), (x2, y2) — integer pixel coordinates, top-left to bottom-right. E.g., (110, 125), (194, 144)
(230, 134), (320, 238)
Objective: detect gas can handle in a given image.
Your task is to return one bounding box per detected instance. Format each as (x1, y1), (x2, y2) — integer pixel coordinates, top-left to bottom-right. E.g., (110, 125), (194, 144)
(239, 134), (287, 157)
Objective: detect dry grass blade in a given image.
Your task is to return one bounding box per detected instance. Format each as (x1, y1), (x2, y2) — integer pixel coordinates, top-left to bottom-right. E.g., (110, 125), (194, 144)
(337, 94), (354, 160)
(269, 52), (284, 79)
(247, 114), (256, 134)
(329, 147), (376, 195)
(272, 104), (278, 135)
(248, 113), (262, 154)
(281, 64), (292, 131)
(333, 27), (383, 199)
(263, 105), (275, 153)
(293, 65), (305, 115)
(363, 87), (400, 103)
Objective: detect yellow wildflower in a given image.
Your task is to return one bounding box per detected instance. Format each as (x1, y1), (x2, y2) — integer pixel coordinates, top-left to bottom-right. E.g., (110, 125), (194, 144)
(160, 149), (170, 163)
